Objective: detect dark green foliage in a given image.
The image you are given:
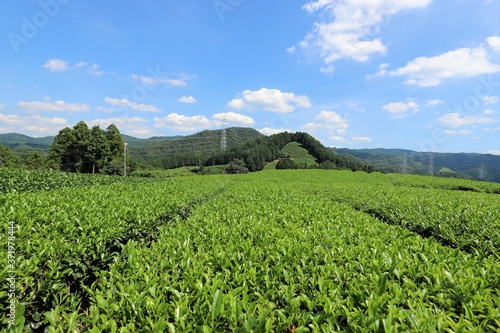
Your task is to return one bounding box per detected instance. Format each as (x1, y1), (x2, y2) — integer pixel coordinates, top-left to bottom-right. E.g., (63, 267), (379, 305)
(276, 158), (298, 169)
(48, 121), (126, 174)
(25, 151), (46, 170)
(226, 158), (249, 174)
(0, 144), (20, 167)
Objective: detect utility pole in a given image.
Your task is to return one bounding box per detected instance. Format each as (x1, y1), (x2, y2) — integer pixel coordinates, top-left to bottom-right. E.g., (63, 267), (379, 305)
(124, 142), (128, 176)
(479, 163), (484, 180)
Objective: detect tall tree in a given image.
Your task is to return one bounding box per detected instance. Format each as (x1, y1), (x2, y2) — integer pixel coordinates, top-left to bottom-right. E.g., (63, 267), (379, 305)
(49, 127), (76, 172)
(86, 126), (110, 174)
(106, 124), (125, 158)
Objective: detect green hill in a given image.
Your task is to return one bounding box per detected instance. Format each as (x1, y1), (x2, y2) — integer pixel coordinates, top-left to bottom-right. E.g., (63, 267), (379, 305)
(330, 148), (500, 183)
(0, 133), (54, 151)
(121, 134), (181, 147)
(129, 127), (264, 162)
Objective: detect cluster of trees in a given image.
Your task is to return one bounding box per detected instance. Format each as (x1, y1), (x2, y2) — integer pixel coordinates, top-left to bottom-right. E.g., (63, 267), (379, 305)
(0, 144), (47, 170)
(48, 121), (133, 175)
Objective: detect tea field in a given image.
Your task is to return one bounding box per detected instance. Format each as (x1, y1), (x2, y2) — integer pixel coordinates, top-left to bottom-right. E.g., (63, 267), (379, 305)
(1, 168), (500, 332)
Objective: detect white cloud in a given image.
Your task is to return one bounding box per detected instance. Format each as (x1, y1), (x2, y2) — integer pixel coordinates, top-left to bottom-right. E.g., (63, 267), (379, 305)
(178, 96), (197, 103)
(0, 104), (6, 110)
(0, 113), (68, 135)
(382, 101), (419, 118)
(132, 73), (196, 87)
(389, 45), (500, 86)
(228, 88), (312, 113)
(298, 0), (432, 64)
(320, 65), (334, 75)
(427, 99), (444, 106)
(104, 97), (160, 113)
(351, 136), (372, 143)
(259, 127), (292, 136)
(74, 62), (104, 76)
(329, 136), (347, 142)
(43, 59), (69, 72)
(286, 46), (296, 54)
(212, 112), (255, 126)
(95, 106), (114, 114)
(366, 63), (390, 79)
(437, 112), (496, 128)
(18, 100), (89, 113)
(483, 126), (500, 132)
(487, 36), (500, 52)
(87, 117), (151, 137)
(488, 150), (500, 155)
(154, 113), (211, 132)
(483, 108), (496, 115)
(483, 96), (499, 105)
(302, 110), (349, 133)
(443, 129), (472, 135)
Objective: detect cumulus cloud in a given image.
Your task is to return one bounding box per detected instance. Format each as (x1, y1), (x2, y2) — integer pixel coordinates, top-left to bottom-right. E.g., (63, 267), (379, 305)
(483, 96), (499, 105)
(487, 36), (500, 52)
(74, 61), (104, 76)
(132, 73), (196, 87)
(382, 101), (419, 118)
(87, 117), (151, 137)
(351, 136), (372, 143)
(104, 97), (160, 113)
(427, 99), (444, 106)
(212, 112), (255, 126)
(43, 58), (69, 72)
(178, 96), (197, 103)
(488, 149), (500, 155)
(329, 136), (347, 142)
(228, 88), (312, 113)
(18, 100), (89, 113)
(259, 127), (292, 136)
(0, 113), (68, 135)
(43, 59), (105, 75)
(297, 0), (432, 64)
(302, 110), (349, 133)
(320, 65), (334, 75)
(154, 113), (211, 132)
(437, 112), (496, 128)
(389, 45), (500, 86)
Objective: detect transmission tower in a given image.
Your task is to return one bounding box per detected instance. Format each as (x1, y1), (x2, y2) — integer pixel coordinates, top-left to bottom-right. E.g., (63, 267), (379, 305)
(401, 154), (408, 174)
(220, 116), (227, 152)
(479, 163), (485, 180)
(428, 152), (434, 176)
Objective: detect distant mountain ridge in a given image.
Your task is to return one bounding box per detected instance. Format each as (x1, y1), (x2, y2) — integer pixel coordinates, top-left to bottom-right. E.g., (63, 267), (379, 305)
(0, 132), (178, 151)
(331, 148), (500, 183)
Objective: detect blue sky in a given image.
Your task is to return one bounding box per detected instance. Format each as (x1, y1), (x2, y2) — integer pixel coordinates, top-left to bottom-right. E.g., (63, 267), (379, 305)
(1, 0), (500, 154)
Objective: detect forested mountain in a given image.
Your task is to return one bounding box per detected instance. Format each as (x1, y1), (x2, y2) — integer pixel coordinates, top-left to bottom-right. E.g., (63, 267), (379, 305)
(202, 132), (372, 173)
(331, 148), (500, 183)
(129, 127), (265, 163)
